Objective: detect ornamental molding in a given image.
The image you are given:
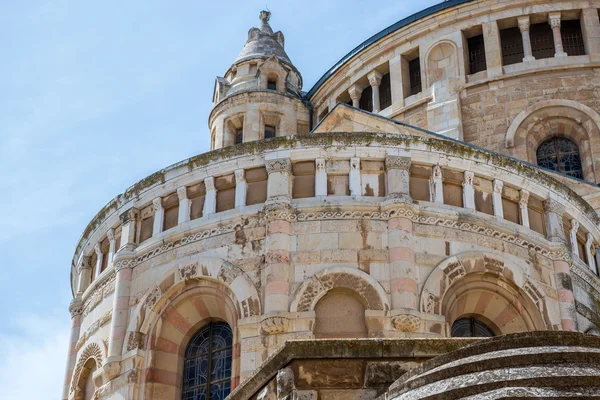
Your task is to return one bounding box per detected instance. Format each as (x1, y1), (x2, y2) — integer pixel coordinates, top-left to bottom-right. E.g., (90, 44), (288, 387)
(570, 261), (600, 296)
(82, 272), (116, 317)
(70, 342), (103, 393)
(260, 316), (290, 335)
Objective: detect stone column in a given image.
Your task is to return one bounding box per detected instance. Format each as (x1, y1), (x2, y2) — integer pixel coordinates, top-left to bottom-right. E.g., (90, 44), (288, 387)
(385, 156), (411, 201)
(544, 198), (576, 331)
(107, 228), (116, 270)
(203, 176), (217, 215)
(152, 197), (163, 236)
(104, 208), (138, 379)
(367, 70), (383, 113)
(348, 84), (363, 108)
(492, 179), (504, 219)
(549, 13), (567, 57)
(265, 158), (292, 205)
(586, 233), (597, 274)
(519, 190), (530, 229)
(177, 186), (190, 223)
(462, 171), (475, 210)
(235, 169), (247, 208)
(482, 21), (503, 77)
(569, 219), (580, 259)
(62, 298), (84, 400)
(315, 158), (327, 196)
(430, 165), (443, 203)
(518, 16), (535, 61)
(389, 55), (404, 110)
(349, 157), (361, 197)
(94, 243), (103, 278)
(76, 256), (92, 296)
(581, 8), (600, 62)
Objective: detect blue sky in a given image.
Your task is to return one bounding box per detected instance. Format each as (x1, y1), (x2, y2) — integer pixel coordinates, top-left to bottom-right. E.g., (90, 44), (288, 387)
(0, 0), (440, 397)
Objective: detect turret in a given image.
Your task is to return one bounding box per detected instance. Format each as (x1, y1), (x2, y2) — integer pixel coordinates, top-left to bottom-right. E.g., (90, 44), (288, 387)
(209, 11), (310, 149)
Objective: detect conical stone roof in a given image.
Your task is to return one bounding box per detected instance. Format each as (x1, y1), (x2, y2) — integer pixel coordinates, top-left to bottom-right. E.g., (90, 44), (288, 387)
(234, 11), (293, 66)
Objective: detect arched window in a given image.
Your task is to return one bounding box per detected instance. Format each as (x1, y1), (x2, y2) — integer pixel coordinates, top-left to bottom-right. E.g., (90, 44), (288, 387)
(536, 137), (583, 179)
(182, 322), (233, 400)
(451, 317), (495, 337)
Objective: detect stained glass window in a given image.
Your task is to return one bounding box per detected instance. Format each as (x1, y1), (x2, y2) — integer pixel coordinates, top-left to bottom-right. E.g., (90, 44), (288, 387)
(182, 322), (233, 400)
(536, 137), (583, 179)
(451, 317), (495, 337)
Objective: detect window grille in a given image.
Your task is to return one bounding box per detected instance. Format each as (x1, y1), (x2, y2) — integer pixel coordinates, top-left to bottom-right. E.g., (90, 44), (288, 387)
(379, 73), (392, 110)
(182, 322), (233, 400)
(536, 137), (583, 179)
(408, 57), (421, 96)
(467, 34), (487, 74)
(451, 317), (495, 337)
(530, 22), (555, 59)
(500, 27), (524, 65)
(359, 85), (373, 112)
(264, 125), (276, 139)
(561, 20), (586, 56)
(234, 128), (243, 145)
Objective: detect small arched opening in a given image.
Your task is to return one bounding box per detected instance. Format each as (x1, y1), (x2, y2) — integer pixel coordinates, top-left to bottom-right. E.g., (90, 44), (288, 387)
(313, 288), (368, 338)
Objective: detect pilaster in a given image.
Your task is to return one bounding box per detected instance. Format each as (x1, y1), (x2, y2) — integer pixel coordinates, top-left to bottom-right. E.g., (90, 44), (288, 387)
(349, 157), (361, 197)
(581, 8), (600, 62)
(63, 298), (84, 400)
(430, 165), (443, 203)
(492, 179), (504, 219)
(482, 21), (503, 77)
(265, 158), (292, 205)
(519, 190), (530, 229)
(203, 176), (217, 216)
(152, 197), (163, 237)
(177, 186), (190, 223)
(462, 171), (475, 210)
(235, 169), (247, 208)
(315, 158), (327, 197)
(385, 156), (411, 201)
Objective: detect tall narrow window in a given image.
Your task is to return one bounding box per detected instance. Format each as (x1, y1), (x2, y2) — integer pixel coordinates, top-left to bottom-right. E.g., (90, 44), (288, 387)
(182, 322), (233, 400)
(234, 128), (243, 145)
(562, 19), (585, 56)
(451, 317), (495, 337)
(359, 85), (373, 112)
(467, 34), (487, 74)
(537, 137), (583, 179)
(500, 27), (524, 65)
(264, 125), (276, 139)
(379, 73), (392, 110)
(530, 22), (555, 59)
(408, 58), (421, 95)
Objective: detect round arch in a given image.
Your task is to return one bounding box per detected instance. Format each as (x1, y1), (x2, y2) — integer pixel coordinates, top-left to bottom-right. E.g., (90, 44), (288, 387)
(420, 251), (551, 333)
(70, 341), (104, 396)
(290, 266), (390, 312)
(424, 40), (460, 87)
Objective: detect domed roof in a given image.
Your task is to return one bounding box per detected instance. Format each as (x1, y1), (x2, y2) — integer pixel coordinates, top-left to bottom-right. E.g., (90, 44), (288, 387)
(234, 11), (293, 66)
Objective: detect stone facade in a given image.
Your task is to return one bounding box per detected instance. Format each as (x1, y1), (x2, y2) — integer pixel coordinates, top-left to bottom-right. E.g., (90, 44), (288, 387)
(64, 2), (600, 400)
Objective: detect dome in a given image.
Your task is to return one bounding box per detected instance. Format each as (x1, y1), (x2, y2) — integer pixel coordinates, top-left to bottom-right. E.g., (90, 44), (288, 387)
(233, 11), (293, 67)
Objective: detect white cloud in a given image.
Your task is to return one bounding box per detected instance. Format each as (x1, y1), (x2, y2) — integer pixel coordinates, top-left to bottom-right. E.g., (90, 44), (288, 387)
(0, 312), (70, 400)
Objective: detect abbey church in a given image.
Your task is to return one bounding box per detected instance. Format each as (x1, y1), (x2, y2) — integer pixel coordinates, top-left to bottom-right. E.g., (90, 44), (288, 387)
(64, 1), (600, 399)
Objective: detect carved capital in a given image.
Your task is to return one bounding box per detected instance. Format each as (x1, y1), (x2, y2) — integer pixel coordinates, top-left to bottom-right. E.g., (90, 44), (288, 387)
(94, 243), (102, 257)
(265, 158), (291, 174)
(549, 13), (561, 28)
(176, 186), (188, 201)
(126, 331), (145, 352)
(315, 158), (325, 172)
(204, 176), (215, 191)
(463, 171), (474, 186)
(544, 198), (565, 215)
(260, 316), (290, 334)
(432, 165), (442, 180)
(119, 207), (138, 224)
(517, 16), (530, 32)
(350, 157), (360, 171)
(69, 298), (84, 317)
(152, 197), (163, 212)
(493, 179), (503, 194)
(106, 228), (115, 242)
(235, 169), (245, 183)
(519, 189), (530, 208)
(78, 256), (92, 272)
(348, 84), (363, 101)
(586, 232), (593, 247)
(367, 70), (383, 87)
(391, 314), (421, 332)
(571, 219), (580, 233)
(385, 156), (411, 171)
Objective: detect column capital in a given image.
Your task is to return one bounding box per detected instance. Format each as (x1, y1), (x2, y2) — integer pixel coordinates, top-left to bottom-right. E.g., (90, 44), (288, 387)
(544, 198), (565, 215)
(94, 243), (102, 256)
(204, 176), (215, 191)
(152, 197), (162, 211)
(266, 158), (291, 174)
(517, 16), (530, 32)
(176, 186), (188, 201)
(119, 207), (139, 224)
(367, 70), (383, 87)
(348, 84), (364, 101)
(432, 165), (442, 179)
(586, 232), (594, 246)
(385, 156), (411, 171)
(519, 189), (530, 208)
(77, 256), (92, 272)
(493, 179), (504, 194)
(570, 219), (580, 232)
(235, 168), (246, 183)
(315, 158), (325, 172)
(106, 227), (115, 241)
(463, 171), (474, 186)
(69, 298), (84, 317)
(350, 157), (360, 171)
(549, 12), (562, 28)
